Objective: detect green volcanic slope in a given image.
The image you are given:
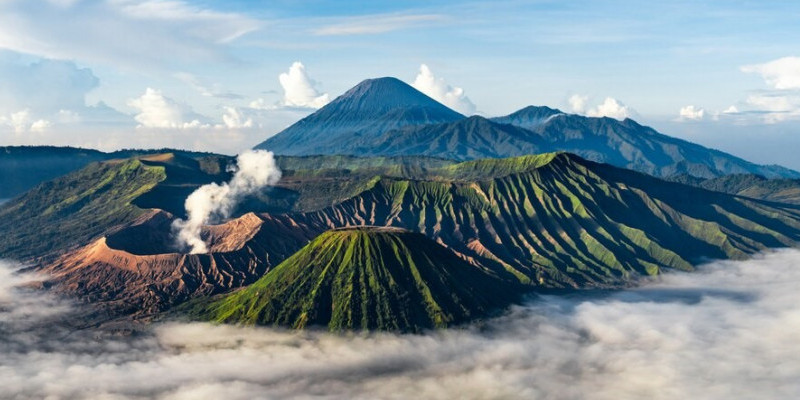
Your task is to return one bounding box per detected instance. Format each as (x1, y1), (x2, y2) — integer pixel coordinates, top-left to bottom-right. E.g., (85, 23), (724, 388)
(202, 227), (519, 332)
(0, 146), (227, 199)
(0, 153), (230, 260)
(0, 158), (166, 260)
(261, 152), (800, 288)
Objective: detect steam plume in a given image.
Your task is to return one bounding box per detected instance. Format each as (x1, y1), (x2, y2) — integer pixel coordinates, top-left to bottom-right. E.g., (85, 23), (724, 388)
(171, 150), (281, 254)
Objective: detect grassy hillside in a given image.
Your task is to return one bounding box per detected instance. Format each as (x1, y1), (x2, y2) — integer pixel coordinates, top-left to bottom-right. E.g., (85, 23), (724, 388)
(6, 151), (800, 292)
(264, 153), (800, 288)
(0, 158), (166, 260)
(0, 146), (225, 199)
(199, 227), (519, 332)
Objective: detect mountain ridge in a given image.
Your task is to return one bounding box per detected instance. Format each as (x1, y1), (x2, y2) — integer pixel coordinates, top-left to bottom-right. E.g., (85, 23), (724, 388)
(254, 77), (799, 179)
(25, 152), (800, 321)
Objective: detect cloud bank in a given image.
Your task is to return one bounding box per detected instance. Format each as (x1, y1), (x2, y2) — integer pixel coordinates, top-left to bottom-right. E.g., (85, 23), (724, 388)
(172, 150), (281, 253)
(679, 105), (706, 121)
(3, 249), (800, 398)
(569, 94), (633, 120)
(0, 0), (260, 70)
(128, 88), (208, 129)
(742, 56), (800, 90)
(412, 64), (477, 115)
(736, 56), (800, 123)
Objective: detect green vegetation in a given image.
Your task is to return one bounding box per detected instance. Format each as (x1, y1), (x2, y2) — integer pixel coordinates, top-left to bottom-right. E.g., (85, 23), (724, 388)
(4, 150), (800, 295)
(279, 153), (800, 288)
(198, 227), (520, 332)
(0, 159), (166, 260)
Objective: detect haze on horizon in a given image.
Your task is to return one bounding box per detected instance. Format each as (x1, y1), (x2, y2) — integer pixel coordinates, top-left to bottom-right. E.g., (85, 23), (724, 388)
(0, 1), (799, 168)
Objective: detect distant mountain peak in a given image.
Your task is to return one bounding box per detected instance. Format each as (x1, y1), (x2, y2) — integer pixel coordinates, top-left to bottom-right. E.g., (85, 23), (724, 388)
(254, 77), (464, 154)
(491, 105), (564, 129)
(330, 76), (462, 115)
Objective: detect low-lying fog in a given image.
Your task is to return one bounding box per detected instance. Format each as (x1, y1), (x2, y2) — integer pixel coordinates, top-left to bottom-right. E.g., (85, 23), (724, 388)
(2, 250), (800, 399)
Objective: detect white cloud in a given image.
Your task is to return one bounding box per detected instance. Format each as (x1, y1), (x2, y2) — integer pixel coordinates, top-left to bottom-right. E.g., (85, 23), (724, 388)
(277, 62), (330, 109)
(56, 109), (81, 124)
(722, 57), (800, 124)
(587, 97), (632, 120)
(220, 106), (253, 129)
(745, 92), (800, 123)
(0, 109), (51, 134)
(0, 57), (132, 134)
(568, 94), (589, 114)
(678, 105), (706, 121)
(0, 1), (260, 70)
(127, 88), (207, 129)
(567, 95), (633, 120)
(412, 64), (476, 115)
(742, 56), (800, 90)
(0, 58), (98, 115)
(314, 13), (444, 36)
(723, 105), (739, 114)
(248, 98), (273, 110)
(3, 249), (800, 398)
(29, 119), (52, 132)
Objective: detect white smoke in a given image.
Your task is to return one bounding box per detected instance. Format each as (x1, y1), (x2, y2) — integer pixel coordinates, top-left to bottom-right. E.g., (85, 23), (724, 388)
(171, 150), (281, 254)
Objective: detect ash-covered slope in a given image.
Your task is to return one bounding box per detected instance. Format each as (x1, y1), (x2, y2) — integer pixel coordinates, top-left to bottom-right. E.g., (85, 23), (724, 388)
(41, 210), (312, 318)
(254, 77), (464, 155)
(199, 227), (519, 332)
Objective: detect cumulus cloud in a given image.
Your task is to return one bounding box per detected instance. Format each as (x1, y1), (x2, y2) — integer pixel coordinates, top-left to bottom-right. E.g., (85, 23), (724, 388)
(0, 58), (98, 114)
(0, 1), (260, 70)
(678, 105), (706, 121)
(0, 109), (51, 134)
(568, 95), (633, 120)
(568, 94), (589, 114)
(128, 88), (209, 129)
(276, 62), (330, 109)
(723, 105), (739, 114)
(742, 56), (800, 90)
(220, 106), (253, 129)
(172, 150), (281, 253)
(412, 64), (476, 115)
(3, 249), (800, 398)
(587, 97), (632, 119)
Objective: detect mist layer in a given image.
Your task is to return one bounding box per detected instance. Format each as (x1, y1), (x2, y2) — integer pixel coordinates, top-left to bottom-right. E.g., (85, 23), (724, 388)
(2, 250), (799, 399)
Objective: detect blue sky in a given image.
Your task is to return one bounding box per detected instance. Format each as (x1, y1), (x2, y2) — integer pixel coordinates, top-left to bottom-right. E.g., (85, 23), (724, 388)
(0, 0), (799, 168)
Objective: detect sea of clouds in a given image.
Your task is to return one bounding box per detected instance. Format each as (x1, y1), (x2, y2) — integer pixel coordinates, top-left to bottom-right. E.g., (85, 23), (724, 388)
(2, 249), (800, 399)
